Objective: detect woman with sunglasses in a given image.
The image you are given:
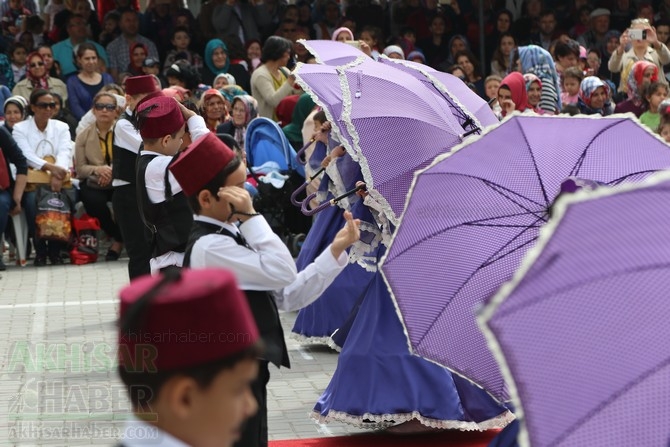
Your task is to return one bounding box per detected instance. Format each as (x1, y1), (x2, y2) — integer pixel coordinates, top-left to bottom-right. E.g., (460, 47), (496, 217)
(11, 52), (67, 104)
(74, 91), (124, 261)
(66, 43), (114, 120)
(13, 89), (73, 266)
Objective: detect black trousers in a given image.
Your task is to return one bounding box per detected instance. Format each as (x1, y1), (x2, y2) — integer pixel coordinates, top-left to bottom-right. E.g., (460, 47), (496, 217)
(79, 182), (123, 242)
(235, 360), (270, 447)
(112, 184), (151, 280)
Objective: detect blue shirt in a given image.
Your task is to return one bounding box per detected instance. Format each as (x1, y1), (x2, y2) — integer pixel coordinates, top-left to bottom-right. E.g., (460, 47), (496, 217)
(51, 38), (110, 78)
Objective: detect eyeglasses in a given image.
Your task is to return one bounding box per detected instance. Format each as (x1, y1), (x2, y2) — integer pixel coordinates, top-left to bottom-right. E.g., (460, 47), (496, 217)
(35, 102), (57, 109)
(94, 103), (116, 111)
(30, 61), (45, 68)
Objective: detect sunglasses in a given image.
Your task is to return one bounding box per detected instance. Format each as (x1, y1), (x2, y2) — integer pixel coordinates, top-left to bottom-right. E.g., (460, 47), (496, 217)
(36, 102), (56, 109)
(94, 103), (116, 111)
(30, 61), (45, 68)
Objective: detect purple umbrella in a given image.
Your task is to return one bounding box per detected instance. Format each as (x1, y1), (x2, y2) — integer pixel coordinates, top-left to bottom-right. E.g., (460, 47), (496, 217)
(300, 39), (365, 66)
(479, 172), (670, 446)
(338, 56), (466, 223)
(378, 57), (498, 132)
(381, 114), (670, 402)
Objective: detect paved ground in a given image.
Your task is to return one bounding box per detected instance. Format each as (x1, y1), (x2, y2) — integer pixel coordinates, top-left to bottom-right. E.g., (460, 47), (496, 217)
(0, 256), (367, 446)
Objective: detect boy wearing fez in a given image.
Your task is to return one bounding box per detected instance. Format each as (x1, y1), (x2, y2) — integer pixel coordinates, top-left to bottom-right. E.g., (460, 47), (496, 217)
(112, 75), (161, 279)
(117, 268), (262, 447)
(169, 133), (361, 447)
(134, 96), (209, 273)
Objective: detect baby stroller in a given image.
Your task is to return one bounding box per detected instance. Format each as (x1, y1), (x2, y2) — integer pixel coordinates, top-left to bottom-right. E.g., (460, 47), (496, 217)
(245, 117), (312, 256)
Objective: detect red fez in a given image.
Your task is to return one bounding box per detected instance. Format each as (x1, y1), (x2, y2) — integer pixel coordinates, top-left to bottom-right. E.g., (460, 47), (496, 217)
(137, 96), (185, 139)
(124, 75), (159, 96)
(118, 268), (259, 372)
(169, 132), (236, 196)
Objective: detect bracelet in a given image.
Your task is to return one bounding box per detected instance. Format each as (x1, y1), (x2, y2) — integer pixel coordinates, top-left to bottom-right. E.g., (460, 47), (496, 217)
(234, 211), (261, 218)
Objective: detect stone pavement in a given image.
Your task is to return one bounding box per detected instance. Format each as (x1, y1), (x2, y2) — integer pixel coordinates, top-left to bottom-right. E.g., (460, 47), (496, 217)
(0, 258), (367, 446)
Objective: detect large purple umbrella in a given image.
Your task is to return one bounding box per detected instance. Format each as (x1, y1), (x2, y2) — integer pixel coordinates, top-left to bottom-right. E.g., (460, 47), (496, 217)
(381, 114), (670, 402)
(479, 172), (670, 446)
(338, 56), (466, 223)
(378, 57), (498, 132)
(300, 39), (365, 66)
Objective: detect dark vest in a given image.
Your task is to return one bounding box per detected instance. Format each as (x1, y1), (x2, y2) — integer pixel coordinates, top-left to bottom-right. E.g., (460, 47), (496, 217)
(136, 153), (193, 257)
(184, 220), (290, 368)
(112, 113), (139, 184)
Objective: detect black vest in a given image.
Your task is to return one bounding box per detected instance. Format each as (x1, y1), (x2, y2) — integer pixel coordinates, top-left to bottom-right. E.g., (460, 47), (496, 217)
(112, 113), (139, 184)
(184, 220), (290, 368)
(136, 153), (193, 257)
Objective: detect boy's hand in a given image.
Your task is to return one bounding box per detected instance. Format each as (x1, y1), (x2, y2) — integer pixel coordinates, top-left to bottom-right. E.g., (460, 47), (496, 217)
(218, 186), (256, 222)
(331, 211), (360, 258)
(177, 100), (196, 120)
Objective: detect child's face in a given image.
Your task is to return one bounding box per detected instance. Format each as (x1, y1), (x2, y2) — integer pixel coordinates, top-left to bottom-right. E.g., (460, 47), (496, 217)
(360, 31), (375, 49)
(313, 118), (323, 133)
(104, 18), (117, 33)
(172, 31), (190, 50)
(247, 42), (261, 60)
(403, 32), (416, 45)
(132, 46), (147, 67)
(527, 81), (541, 106)
(563, 77), (580, 96)
(661, 124), (670, 142)
(485, 80), (500, 99)
(643, 67), (656, 84)
(142, 65), (159, 75)
(11, 47), (27, 65)
(648, 87), (668, 111)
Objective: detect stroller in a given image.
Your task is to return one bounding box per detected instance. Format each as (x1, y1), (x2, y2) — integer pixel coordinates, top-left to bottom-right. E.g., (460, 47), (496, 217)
(245, 117), (312, 256)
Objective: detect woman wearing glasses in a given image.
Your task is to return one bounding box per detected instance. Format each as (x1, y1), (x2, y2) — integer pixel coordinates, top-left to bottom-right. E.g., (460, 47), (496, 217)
(11, 52), (67, 104)
(13, 89), (73, 266)
(74, 92), (123, 261)
(66, 43), (114, 121)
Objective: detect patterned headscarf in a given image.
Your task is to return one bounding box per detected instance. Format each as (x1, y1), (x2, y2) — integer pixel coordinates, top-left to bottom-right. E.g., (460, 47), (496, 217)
(515, 45), (561, 110)
(578, 76), (611, 114)
(627, 60), (658, 103)
(204, 39), (230, 75)
(523, 73), (542, 90)
(25, 52), (49, 89)
(231, 95), (258, 150)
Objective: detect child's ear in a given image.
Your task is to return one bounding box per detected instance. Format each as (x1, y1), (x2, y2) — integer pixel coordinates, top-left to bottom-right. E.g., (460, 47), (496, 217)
(198, 190), (212, 209)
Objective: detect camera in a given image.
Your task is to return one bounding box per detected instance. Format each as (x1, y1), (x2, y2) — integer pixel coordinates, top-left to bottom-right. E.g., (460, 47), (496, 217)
(344, 40), (361, 50)
(629, 29), (647, 41)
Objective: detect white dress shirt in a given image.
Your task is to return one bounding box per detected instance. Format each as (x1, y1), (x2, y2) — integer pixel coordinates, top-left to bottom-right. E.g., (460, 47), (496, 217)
(13, 117), (72, 170)
(120, 416), (189, 447)
(112, 108), (143, 187)
(190, 215), (348, 312)
(143, 115), (209, 273)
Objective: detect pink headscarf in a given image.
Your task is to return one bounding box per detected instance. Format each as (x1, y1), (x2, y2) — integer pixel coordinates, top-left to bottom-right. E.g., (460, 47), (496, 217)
(331, 27), (354, 41)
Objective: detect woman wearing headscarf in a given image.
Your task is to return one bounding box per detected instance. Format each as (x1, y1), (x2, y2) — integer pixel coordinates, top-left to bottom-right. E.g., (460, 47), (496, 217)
(497, 71), (532, 118)
(201, 38), (250, 93)
(523, 73), (544, 114)
(12, 52), (67, 103)
(216, 94), (257, 152)
(283, 93), (315, 150)
(514, 45), (560, 114)
(614, 60), (658, 117)
(3, 95), (28, 133)
(331, 26), (354, 42)
(199, 88), (228, 132)
(126, 42), (148, 76)
(577, 76), (614, 116)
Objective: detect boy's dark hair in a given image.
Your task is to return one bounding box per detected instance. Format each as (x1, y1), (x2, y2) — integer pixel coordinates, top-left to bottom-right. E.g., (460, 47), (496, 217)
(562, 66), (584, 83)
(554, 40), (580, 59)
(170, 25), (190, 41)
(9, 42), (27, 59)
(165, 60), (201, 91)
(313, 110), (327, 124)
(643, 81), (668, 106)
(399, 26), (415, 38)
(118, 341), (263, 409)
(186, 155), (243, 214)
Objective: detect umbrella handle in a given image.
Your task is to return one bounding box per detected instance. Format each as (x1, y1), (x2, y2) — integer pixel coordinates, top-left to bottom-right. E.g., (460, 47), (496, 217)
(301, 193), (331, 216)
(295, 139), (315, 166)
(290, 166), (326, 207)
(459, 127), (480, 140)
(331, 183), (367, 205)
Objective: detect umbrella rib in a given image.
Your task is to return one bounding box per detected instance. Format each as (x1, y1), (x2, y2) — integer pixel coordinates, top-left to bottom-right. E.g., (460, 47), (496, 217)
(570, 119), (622, 177)
(482, 180), (548, 220)
(550, 357), (670, 446)
(606, 170), (664, 186)
(480, 224), (541, 268)
(414, 218), (542, 349)
(516, 119), (550, 207)
(465, 223), (545, 229)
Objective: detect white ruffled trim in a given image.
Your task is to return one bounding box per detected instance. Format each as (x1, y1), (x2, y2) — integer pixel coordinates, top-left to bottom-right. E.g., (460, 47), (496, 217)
(289, 332), (341, 351)
(378, 55), (487, 135)
(311, 409), (515, 431)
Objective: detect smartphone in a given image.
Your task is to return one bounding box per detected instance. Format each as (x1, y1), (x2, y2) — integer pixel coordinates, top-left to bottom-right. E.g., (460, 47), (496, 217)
(438, 0), (451, 5)
(344, 40), (361, 50)
(629, 29), (647, 40)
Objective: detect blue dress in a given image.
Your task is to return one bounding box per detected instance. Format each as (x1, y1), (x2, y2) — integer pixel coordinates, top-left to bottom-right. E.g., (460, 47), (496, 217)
(313, 248), (513, 430)
(291, 147), (377, 347)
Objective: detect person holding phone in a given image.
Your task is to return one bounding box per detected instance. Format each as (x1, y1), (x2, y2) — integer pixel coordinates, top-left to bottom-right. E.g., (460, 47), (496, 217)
(608, 18), (670, 94)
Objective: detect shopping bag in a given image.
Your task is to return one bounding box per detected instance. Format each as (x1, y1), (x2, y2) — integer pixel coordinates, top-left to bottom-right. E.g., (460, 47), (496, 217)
(70, 214), (101, 264)
(35, 187), (73, 243)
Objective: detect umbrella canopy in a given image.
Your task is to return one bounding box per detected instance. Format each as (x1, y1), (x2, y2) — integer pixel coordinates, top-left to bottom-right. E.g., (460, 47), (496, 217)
(378, 57), (498, 132)
(479, 171), (670, 447)
(381, 114), (670, 402)
(338, 56), (466, 223)
(300, 39), (365, 66)
(293, 62), (356, 154)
